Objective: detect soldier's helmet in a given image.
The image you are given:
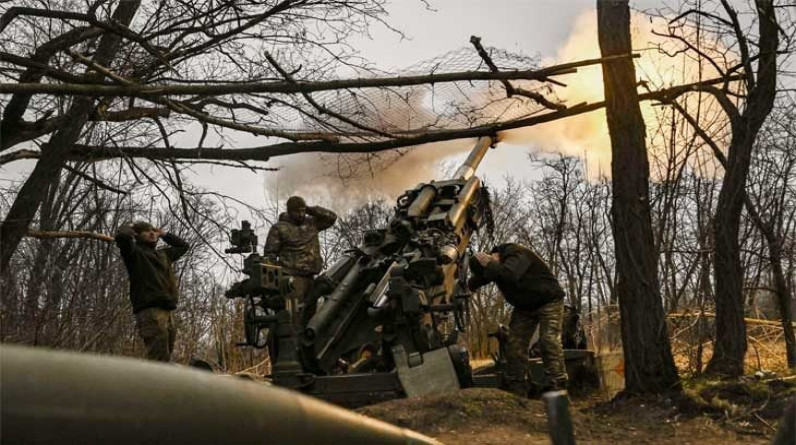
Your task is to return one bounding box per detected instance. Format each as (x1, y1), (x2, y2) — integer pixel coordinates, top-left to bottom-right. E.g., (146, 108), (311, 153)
(286, 196), (307, 211)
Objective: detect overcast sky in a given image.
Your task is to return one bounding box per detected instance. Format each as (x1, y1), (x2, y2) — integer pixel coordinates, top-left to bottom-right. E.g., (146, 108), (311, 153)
(192, 0), (666, 219)
(221, 0), (671, 218)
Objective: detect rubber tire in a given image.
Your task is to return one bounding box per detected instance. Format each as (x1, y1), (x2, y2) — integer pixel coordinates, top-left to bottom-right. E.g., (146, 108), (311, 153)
(448, 344), (474, 388)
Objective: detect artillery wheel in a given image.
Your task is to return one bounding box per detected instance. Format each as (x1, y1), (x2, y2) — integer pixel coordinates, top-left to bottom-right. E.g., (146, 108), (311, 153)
(448, 344), (473, 388)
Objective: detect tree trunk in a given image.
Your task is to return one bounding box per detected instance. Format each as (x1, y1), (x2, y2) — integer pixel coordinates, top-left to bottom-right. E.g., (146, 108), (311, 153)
(597, 0), (680, 394)
(746, 198), (796, 369)
(708, 136), (752, 376)
(706, 0), (778, 377)
(771, 242), (796, 369)
(0, 0), (141, 272)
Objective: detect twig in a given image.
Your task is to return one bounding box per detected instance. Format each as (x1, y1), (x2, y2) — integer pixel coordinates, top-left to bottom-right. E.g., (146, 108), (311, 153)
(264, 52), (397, 139)
(470, 35), (566, 111)
(669, 312), (796, 328)
(63, 165), (129, 195)
(754, 413), (776, 432)
(236, 357), (271, 374)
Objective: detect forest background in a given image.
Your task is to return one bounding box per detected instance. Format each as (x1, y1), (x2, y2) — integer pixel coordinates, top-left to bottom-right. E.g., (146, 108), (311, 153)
(1, 0), (794, 382)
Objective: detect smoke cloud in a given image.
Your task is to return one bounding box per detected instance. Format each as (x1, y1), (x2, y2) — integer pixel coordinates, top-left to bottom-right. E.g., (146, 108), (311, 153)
(265, 139), (479, 211)
(502, 11), (727, 178)
(269, 11), (728, 208)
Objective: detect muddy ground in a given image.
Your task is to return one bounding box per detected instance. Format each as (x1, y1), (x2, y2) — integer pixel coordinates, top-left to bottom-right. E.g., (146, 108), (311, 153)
(357, 381), (795, 445)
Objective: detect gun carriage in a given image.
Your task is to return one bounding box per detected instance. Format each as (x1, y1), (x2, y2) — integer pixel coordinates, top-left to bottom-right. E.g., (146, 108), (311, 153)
(224, 137), (494, 406)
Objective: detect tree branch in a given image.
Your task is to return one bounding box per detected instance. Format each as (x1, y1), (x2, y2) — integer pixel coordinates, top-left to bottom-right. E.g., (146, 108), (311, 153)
(0, 7), (98, 34)
(0, 54), (638, 97)
(25, 229), (113, 242)
(650, 75), (743, 122)
(469, 35), (566, 111)
(719, 0), (755, 91)
(0, 26), (103, 150)
(62, 165), (129, 195)
(0, 7), (167, 64)
(0, 149), (41, 164)
(160, 98), (340, 142)
(264, 51), (397, 138)
(0, 51), (88, 84)
(1, 75), (740, 165)
(670, 99), (773, 239)
(668, 8), (734, 28)
(92, 106), (171, 121)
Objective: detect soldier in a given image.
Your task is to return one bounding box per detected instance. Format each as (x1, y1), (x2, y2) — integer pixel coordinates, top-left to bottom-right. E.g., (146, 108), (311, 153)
(468, 243), (568, 396)
(115, 221), (190, 362)
(264, 196), (337, 326)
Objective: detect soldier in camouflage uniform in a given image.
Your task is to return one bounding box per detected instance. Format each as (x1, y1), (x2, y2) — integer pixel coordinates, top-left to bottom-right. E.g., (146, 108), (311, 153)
(115, 221), (190, 362)
(468, 243), (568, 396)
(264, 196), (337, 326)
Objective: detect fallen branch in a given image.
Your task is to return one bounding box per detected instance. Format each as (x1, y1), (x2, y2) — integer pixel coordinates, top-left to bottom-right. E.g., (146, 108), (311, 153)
(668, 312), (796, 328)
(0, 75), (743, 166)
(26, 229), (113, 242)
(0, 54), (637, 97)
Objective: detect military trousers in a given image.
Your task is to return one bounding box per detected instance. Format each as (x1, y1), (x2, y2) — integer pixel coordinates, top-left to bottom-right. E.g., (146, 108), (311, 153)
(504, 298), (568, 395)
(135, 307), (176, 362)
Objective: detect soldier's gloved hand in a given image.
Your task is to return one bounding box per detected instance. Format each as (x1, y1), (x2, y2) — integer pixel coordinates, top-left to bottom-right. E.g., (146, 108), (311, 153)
(468, 255), (485, 275)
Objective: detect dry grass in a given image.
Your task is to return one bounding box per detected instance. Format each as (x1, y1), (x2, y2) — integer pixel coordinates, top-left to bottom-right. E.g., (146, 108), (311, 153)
(580, 309), (794, 378)
(669, 323), (794, 377)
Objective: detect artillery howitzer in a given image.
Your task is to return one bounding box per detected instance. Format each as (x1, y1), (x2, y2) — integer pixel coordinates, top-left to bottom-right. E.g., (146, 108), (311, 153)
(225, 137), (494, 406)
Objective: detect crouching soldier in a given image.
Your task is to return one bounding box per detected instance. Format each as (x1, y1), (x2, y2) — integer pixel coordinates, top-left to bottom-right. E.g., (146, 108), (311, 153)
(468, 243), (568, 396)
(264, 196), (337, 326)
(115, 222), (189, 362)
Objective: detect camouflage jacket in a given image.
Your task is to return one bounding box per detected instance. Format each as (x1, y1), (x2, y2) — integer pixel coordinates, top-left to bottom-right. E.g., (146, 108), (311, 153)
(115, 229), (190, 313)
(468, 243), (564, 312)
(263, 206), (337, 276)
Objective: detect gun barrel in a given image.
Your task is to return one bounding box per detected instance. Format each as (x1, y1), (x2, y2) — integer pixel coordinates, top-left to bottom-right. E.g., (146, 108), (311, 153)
(447, 176), (481, 230)
(1, 345), (440, 445)
(303, 262), (363, 344)
(452, 136), (492, 181)
(407, 185), (436, 218)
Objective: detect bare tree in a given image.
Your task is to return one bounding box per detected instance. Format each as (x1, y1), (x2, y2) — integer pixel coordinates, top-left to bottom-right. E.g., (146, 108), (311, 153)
(0, 0), (397, 269)
(653, 0), (789, 376)
(1, 0), (742, 272)
(744, 100), (796, 368)
(0, 155), (239, 361)
(597, 0), (680, 394)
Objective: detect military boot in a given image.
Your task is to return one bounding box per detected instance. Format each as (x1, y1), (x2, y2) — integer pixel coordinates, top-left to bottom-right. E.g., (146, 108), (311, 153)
(502, 379), (530, 398)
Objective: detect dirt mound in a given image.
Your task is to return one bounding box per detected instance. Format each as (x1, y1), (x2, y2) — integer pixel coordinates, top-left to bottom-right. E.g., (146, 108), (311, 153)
(357, 388), (550, 444)
(357, 387), (772, 444)
(584, 394), (756, 445)
(679, 377), (796, 436)
(697, 378), (796, 418)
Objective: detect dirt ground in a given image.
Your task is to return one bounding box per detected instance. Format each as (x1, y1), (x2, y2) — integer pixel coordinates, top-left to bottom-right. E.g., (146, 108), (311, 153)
(357, 385), (794, 445)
